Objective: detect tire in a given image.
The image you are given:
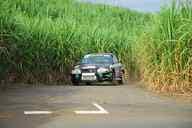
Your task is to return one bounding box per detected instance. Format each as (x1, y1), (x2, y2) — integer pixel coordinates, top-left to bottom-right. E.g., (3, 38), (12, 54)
(118, 71), (125, 85)
(86, 82), (91, 85)
(112, 80), (119, 85)
(118, 77), (124, 85)
(72, 81), (79, 86)
(112, 71), (119, 85)
(113, 70), (125, 85)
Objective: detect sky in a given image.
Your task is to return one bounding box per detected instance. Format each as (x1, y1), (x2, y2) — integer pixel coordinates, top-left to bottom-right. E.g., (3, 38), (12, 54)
(80, 0), (172, 12)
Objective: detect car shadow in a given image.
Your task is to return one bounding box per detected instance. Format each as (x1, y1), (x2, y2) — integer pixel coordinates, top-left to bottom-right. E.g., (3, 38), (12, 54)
(77, 82), (123, 86)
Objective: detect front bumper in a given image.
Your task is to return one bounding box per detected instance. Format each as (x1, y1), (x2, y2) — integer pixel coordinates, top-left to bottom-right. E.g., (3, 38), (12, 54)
(71, 72), (113, 83)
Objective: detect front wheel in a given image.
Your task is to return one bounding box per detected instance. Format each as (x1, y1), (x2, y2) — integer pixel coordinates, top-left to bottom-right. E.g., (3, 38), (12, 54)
(72, 81), (79, 86)
(112, 71), (120, 85)
(86, 82), (91, 85)
(112, 70), (125, 85)
(118, 71), (126, 85)
(118, 77), (124, 85)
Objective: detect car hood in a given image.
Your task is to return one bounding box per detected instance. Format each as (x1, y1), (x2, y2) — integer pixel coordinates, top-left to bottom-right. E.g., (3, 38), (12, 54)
(80, 64), (111, 69)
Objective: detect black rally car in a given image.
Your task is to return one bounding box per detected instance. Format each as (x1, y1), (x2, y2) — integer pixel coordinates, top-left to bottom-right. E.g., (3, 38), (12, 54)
(71, 53), (125, 85)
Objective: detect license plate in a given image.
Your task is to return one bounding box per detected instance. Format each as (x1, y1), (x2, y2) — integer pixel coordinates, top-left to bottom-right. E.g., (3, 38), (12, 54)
(81, 73), (97, 81)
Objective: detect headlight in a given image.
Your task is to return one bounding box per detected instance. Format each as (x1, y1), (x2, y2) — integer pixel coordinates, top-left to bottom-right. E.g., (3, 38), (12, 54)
(97, 67), (109, 73)
(72, 69), (81, 74)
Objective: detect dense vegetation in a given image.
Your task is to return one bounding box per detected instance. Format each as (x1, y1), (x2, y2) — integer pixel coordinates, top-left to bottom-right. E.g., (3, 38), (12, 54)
(136, 1), (192, 94)
(0, 0), (191, 94)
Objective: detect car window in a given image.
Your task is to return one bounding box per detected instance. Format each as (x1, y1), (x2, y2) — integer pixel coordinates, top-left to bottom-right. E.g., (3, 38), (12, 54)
(113, 55), (118, 64)
(81, 55), (113, 64)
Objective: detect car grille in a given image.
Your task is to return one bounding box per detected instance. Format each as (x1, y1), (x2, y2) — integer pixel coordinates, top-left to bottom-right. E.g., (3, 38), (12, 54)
(81, 69), (97, 73)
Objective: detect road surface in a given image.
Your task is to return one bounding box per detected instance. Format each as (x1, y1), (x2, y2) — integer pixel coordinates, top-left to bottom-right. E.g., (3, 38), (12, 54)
(0, 84), (192, 128)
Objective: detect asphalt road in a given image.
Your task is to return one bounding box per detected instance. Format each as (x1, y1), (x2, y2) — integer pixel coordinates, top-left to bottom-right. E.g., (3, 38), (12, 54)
(0, 84), (192, 128)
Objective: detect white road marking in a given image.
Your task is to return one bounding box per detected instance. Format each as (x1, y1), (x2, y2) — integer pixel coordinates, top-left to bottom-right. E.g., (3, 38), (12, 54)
(74, 102), (109, 114)
(24, 111), (52, 115)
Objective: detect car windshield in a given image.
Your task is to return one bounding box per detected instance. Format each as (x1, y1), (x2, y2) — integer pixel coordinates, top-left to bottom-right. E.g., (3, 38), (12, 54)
(81, 55), (113, 64)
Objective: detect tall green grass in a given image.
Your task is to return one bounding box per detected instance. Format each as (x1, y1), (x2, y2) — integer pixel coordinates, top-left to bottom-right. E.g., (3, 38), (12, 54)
(0, 0), (191, 94)
(0, 0), (149, 83)
(136, 0), (192, 94)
